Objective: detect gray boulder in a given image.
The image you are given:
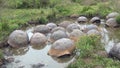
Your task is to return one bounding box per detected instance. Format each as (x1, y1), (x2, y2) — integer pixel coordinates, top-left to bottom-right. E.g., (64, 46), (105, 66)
(8, 30), (29, 48)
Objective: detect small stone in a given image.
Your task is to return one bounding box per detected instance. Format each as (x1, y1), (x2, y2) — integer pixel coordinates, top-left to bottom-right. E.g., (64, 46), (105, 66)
(31, 63), (44, 68)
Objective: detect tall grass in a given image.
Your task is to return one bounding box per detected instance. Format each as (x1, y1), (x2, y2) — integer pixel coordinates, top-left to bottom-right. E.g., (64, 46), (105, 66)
(68, 35), (120, 68)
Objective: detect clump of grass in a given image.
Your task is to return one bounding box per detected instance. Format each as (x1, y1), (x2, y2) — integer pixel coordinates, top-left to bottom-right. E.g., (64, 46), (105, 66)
(116, 15), (120, 24)
(68, 35), (120, 68)
(1, 22), (9, 31)
(0, 49), (3, 59)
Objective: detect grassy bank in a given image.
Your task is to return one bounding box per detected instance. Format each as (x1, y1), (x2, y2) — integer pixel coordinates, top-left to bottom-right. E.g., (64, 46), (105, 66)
(0, 1), (112, 41)
(68, 35), (120, 68)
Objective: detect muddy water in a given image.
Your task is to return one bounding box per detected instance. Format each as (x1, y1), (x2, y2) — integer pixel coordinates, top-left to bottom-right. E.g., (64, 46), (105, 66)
(5, 27), (75, 68)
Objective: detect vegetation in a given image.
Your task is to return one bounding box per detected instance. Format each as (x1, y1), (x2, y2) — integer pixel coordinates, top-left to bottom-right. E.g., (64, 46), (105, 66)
(68, 35), (120, 68)
(0, 0), (115, 41)
(116, 15), (120, 24)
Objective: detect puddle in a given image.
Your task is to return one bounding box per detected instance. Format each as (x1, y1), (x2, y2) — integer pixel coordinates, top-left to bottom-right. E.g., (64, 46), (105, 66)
(5, 27), (75, 68)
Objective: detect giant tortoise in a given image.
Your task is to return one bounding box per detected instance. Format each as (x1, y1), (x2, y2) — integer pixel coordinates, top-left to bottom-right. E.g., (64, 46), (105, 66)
(48, 38), (75, 57)
(66, 23), (80, 33)
(58, 21), (73, 28)
(109, 43), (120, 59)
(70, 29), (85, 41)
(46, 23), (57, 30)
(77, 16), (88, 23)
(8, 30), (29, 48)
(30, 33), (47, 46)
(106, 18), (118, 27)
(50, 30), (69, 42)
(106, 12), (119, 19)
(34, 25), (50, 34)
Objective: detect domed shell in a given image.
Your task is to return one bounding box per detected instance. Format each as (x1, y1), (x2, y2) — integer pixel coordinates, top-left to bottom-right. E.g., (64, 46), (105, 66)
(66, 23), (80, 33)
(70, 29), (85, 41)
(34, 25), (50, 34)
(106, 18), (118, 27)
(109, 43), (120, 59)
(46, 23), (57, 30)
(58, 21), (73, 28)
(50, 30), (69, 42)
(51, 27), (66, 33)
(106, 12), (119, 19)
(77, 16), (88, 23)
(48, 38), (75, 57)
(82, 24), (98, 33)
(87, 29), (100, 36)
(90, 17), (101, 24)
(8, 30), (29, 48)
(30, 33), (47, 46)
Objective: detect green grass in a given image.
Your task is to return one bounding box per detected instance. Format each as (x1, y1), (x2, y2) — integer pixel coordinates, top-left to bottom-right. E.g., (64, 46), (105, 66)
(67, 35), (120, 68)
(0, 0), (117, 41)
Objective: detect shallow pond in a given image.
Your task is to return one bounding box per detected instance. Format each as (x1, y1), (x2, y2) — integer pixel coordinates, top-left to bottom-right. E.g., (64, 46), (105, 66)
(5, 27), (75, 68)
(4, 19), (120, 68)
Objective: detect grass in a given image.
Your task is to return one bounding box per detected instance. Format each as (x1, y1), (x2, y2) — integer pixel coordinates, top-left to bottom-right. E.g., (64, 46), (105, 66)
(0, 1), (113, 41)
(67, 35), (120, 68)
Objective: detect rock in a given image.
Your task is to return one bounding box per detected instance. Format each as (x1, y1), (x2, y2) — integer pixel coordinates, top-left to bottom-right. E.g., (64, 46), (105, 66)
(6, 57), (14, 63)
(15, 60), (21, 63)
(77, 16), (88, 23)
(87, 29), (100, 36)
(31, 63), (44, 68)
(58, 21), (73, 28)
(90, 17), (101, 25)
(48, 38), (75, 57)
(30, 33), (47, 46)
(70, 29), (85, 41)
(106, 18), (118, 27)
(66, 23), (80, 33)
(82, 24), (98, 33)
(51, 27), (66, 33)
(18, 65), (25, 68)
(50, 30), (69, 42)
(8, 30), (29, 48)
(109, 43), (120, 59)
(106, 12), (119, 19)
(0, 65), (6, 68)
(34, 25), (50, 34)
(46, 23), (57, 30)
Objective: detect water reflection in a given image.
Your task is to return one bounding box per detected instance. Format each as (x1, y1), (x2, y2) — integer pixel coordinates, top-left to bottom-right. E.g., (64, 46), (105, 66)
(31, 44), (46, 50)
(10, 46), (29, 56)
(51, 54), (75, 63)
